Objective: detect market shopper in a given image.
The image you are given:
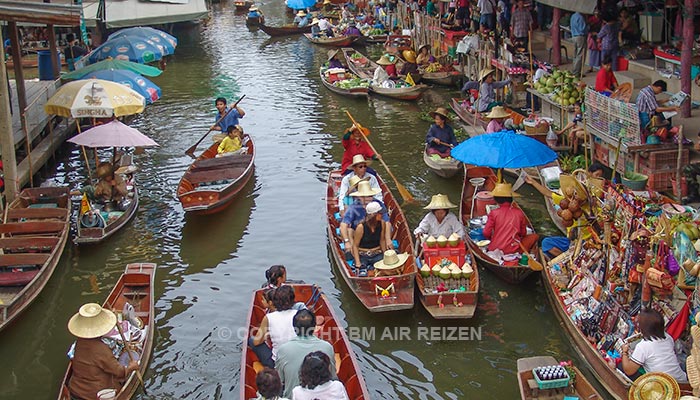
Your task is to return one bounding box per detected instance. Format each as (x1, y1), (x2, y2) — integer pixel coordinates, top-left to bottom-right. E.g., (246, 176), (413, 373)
(597, 14), (620, 71)
(477, 0), (496, 31)
(510, 0), (532, 49)
(570, 11), (588, 77)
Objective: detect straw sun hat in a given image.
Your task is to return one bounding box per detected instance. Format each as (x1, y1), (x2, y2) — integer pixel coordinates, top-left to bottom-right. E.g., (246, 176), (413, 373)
(479, 68), (495, 82)
(68, 303), (117, 339)
(402, 50), (417, 63)
(376, 55), (396, 66)
(424, 194), (457, 210)
(559, 173), (588, 201)
(346, 175), (369, 195)
(365, 200), (383, 214)
(485, 106), (510, 119)
(628, 372), (680, 400)
(327, 49), (340, 61)
(490, 182), (521, 198)
(350, 181), (381, 197)
(348, 154), (371, 169)
(374, 249), (409, 270)
(296, 10), (307, 17)
(428, 107), (450, 120)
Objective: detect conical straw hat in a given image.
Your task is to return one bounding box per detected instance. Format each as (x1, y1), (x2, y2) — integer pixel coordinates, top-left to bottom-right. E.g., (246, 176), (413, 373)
(67, 303), (117, 339)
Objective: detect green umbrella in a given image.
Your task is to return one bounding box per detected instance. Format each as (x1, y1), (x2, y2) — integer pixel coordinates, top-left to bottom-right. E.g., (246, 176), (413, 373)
(62, 58), (162, 80)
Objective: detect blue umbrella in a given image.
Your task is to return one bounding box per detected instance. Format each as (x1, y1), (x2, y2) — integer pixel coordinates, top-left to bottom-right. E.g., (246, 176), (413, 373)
(109, 27), (177, 56)
(81, 69), (161, 104)
(286, 0), (315, 10)
(451, 130), (557, 169)
(88, 36), (164, 64)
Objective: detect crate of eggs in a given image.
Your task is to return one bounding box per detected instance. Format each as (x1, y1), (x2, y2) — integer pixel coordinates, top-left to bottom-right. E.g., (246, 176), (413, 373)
(532, 365), (570, 390)
(419, 258), (473, 293)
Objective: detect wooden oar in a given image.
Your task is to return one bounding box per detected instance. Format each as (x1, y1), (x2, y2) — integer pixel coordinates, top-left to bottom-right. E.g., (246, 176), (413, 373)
(185, 94), (245, 158)
(344, 110), (415, 203)
(114, 314), (148, 395)
(517, 241), (543, 271)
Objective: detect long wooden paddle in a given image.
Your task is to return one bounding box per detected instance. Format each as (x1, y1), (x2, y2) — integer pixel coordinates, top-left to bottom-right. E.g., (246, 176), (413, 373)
(114, 314), (148, 395)
(517, 241), (543, 271)
(344, 111), (415, 203)
(185, 94), (245, 158)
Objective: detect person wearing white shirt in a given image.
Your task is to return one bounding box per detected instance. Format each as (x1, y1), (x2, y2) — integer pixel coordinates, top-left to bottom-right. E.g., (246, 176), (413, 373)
(414, 194), (465, 241)
(477, 0), (496, 31)
(292, 352), (349, 400)
(338, 155), (382, 213)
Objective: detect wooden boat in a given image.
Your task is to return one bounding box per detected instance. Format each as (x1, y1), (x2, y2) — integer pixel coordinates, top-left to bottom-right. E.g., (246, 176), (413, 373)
(458, 166), (540, 284)
(517, 356), (603, 400)
(340, 47), (426, 101)
(177, 134), (255, 215)
(245, 13), (264, 26)
(75, 176), (139, 245)
(0, 187), (70, 332)
(234, 0), (254, 11)
(384, 35), (412, 55)
(319, 66), (369, 98)
(416, 243), (479, 319)
(360, 33), (388, 44)
(240, 284), (369, 399)
(536, 162), (568, 235)
(420, 70), (460, 86)
(259, 22), (312, 37)
(450, 98), (487, 130)
(423, 145), (461, 178)
(58, 263), (156, 400)
(304, 33), (358, 47)
(326, 170), (417, 311)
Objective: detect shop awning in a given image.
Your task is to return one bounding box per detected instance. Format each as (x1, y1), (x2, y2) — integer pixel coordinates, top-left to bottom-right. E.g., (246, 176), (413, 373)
(535, 0), (596, 14)
(83, 0), (208, 29)
(0, 1), (81, 25)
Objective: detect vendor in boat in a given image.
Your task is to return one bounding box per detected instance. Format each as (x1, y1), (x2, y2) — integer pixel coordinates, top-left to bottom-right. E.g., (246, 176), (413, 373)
(247, 6), (263, 20)
(294, 10), (309, 27)
(217, 125), (245, 156)
(416, 44), (435, 66)
(310, 18), (321, 38)
(250, 285), (298, 368)
(341, 5), (353, 21)
(338, 155), (382, 213)
(318, 16), (335, 37)
(482, 183), (538, 253)
(399, 50), (419, 77)
(373, 54), (397, 85)
(484, 106), (510, 133)
(94, 162), (128, 204)
(327, 49), (344, 69)
(352, 201), (389, 277)
(620, 309), (688, 383)
(341, 125), (379, 174)
(425, 107), (458, 158)
(341, 181), (391, 255)
(477, 68), (511, 113)
(213, 97), (245, 133)
(344, 21), (361, 36)
(67, 303), (139, 400)
(414, 194), (465, 241)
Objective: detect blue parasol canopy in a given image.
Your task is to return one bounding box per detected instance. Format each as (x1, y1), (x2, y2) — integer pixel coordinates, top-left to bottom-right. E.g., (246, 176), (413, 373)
(451, 130), (558, 169)
(88, 35), (164, 64)
(80, 69), (161, 104)
(109, 27), (177, 56)
(286, 0), (315, 10)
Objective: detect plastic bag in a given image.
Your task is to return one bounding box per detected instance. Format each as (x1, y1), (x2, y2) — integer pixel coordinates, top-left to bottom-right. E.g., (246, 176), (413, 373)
(673, 231), (697, 285)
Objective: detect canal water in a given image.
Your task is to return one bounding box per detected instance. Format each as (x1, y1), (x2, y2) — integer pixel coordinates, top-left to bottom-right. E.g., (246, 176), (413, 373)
(0, 3), (598, 400)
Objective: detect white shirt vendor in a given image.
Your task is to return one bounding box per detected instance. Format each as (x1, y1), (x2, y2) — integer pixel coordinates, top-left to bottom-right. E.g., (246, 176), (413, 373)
(631, 335), (688, 383)
(414, 212), (465, 239)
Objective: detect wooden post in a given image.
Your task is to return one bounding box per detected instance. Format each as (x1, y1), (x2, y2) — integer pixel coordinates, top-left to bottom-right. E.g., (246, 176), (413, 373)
(8, 22), (26, 118)
(47, 24), (60, 79)
(676, 125), (684, 201)
(0, 30), (19, 203)
(551, 8), (561, 66)
(681, 0), (693, 118)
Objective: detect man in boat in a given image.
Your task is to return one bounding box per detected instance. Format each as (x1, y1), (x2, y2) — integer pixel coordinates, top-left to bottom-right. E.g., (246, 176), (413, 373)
(94, 162), (128, 204)
(212, 97), (245, 133)
(425, 107), (458, 158)
(482, 183), (538, 254)
(67, 303), (139, 400)
(276, 309), (336, 398)
(318, 15), (335, 37)
(338, 155), (382, 213)
(341, 126), (379, 174)
(477, 68), (511, 113)
(414, 194), (465, 241)
(340, 181), (391, 258)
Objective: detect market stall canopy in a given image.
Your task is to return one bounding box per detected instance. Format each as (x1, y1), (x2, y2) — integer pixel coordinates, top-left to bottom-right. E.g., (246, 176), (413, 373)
(82, 0), (208, 29)
(286, 0), (316, 10)
(44, 79), (145, 118)
(451, 130), (557, 169)
(109, 27), (177, 55)
(534, 0), (596, 14)
(0, 1), (81, 25)
(62, 59), (163, 81)
(68, 120), (158, 148)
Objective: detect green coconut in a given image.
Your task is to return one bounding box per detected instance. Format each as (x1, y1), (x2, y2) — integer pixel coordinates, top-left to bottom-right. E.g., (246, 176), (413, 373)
(420, 264), (431, 277)
(448, 233), (460, 247)
(425, 235), (437, 248)
(461, 263), (473, 279)
(451, 268), (462, 279)
(439, 266), (451, 280)
(432, 264), (442, 276)
(437, 235), (448, 248)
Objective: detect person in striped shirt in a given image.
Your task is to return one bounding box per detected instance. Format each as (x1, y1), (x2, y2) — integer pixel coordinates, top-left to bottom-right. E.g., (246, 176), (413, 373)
(636, 80), (678, 130)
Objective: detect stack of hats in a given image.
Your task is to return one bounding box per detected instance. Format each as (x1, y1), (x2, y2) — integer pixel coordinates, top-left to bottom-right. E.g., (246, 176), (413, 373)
(687, 313), (700, 396)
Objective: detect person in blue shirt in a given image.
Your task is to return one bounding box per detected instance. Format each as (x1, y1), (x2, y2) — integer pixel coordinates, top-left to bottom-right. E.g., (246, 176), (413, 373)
(310, 18), (321, 37)
(425, 107), (458, 158)
(570, 11), (588, 77)
(212, 97), (245, 133)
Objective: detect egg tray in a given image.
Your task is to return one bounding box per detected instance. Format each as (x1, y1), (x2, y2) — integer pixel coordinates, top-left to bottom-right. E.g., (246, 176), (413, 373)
(532, 366), (570, 390)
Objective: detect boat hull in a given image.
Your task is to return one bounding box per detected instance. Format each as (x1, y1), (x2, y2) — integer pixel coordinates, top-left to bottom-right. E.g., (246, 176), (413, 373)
(319, 67), (369, 98)
(259, 23), (311, 36)
(304, 33), (358, 47)
(75, 185), (139, 245)
(423, 145), (461, 178)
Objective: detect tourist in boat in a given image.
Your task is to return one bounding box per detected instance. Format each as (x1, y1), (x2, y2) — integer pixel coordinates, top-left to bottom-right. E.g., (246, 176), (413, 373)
(425, 107), (458, 158)
(327, 49), (344, 69)
(338, 155), (382, 213)
(482, 183), (538, 254)
(212, 97), (245, 133)
(276, 309), (336, 398)
(310, 18), (321, 38)
(340, 181), (391, 257)
(636, 80), (678, 130)
(352, 201), (389, 276)
(594, 57), (617, 96)
(399, 50), (419, 77)
(416, 44), (435, 66)
(66, 303), (139, 400)
(339, 175), (369, 212)
(414, 194), (465, 241)
(250, 285), (298, 368)
(63, 33), (87, 71)
(555, 102), (586, 153)
(621, 309), (688, 383)
(341, 126), (379, 174)
(94, 162), (128, 204)
(477, 68), (511, 113)
(292, 351), (349, 400)
(254, 367), (289, 400)
(217, 125), (245, 156)
(344, 21), (361, 36)
(484, 106), (510, 133)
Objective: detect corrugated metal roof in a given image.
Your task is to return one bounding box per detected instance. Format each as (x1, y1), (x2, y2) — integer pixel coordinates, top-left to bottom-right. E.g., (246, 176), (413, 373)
(536, 0), (596, 14)
(0, 1), (81, 25)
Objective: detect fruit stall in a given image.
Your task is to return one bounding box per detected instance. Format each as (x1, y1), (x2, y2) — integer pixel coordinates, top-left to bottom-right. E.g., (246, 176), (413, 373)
(526, 67), (584, 130)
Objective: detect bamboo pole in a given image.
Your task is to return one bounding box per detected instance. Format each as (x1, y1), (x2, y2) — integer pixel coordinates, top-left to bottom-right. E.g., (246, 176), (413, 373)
(676, 125), (684, 201)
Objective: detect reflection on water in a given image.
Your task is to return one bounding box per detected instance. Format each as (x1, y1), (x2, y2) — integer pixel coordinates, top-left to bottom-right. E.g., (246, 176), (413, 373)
(0, 1), (598, 399)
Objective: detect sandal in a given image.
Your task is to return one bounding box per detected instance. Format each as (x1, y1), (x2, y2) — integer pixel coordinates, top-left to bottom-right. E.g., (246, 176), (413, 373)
(358, 268), (368, 277)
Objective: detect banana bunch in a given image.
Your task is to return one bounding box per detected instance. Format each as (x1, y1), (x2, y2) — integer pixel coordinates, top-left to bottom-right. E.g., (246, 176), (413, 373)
(425, 62), (442, 73)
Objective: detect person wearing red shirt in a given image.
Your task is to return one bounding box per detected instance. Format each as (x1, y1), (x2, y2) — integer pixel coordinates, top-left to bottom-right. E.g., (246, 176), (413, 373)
(482, 183), (538, 254)
(594, 56), (617, 95)
(341, 126), (379, 174)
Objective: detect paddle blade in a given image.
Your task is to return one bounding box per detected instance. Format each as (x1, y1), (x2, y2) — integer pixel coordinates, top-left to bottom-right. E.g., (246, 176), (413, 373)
(397, 182), (415, 204)
(528, 257), (544, 271)
(184, 145), (197, 158)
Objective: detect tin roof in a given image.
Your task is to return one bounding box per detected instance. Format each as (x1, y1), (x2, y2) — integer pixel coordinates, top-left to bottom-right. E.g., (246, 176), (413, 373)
(0, 1), (81, 25)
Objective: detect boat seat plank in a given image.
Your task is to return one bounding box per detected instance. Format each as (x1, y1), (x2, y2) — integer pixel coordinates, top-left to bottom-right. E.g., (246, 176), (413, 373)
(0, 253), (50, 267)
(0, 270), (39, 286)
(6, 208), (69, 220)
(192, 154), (253, 171)
(186, 167), (248, 185)
(0, 237), (60, 251)
(0, 221), (66, 235)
